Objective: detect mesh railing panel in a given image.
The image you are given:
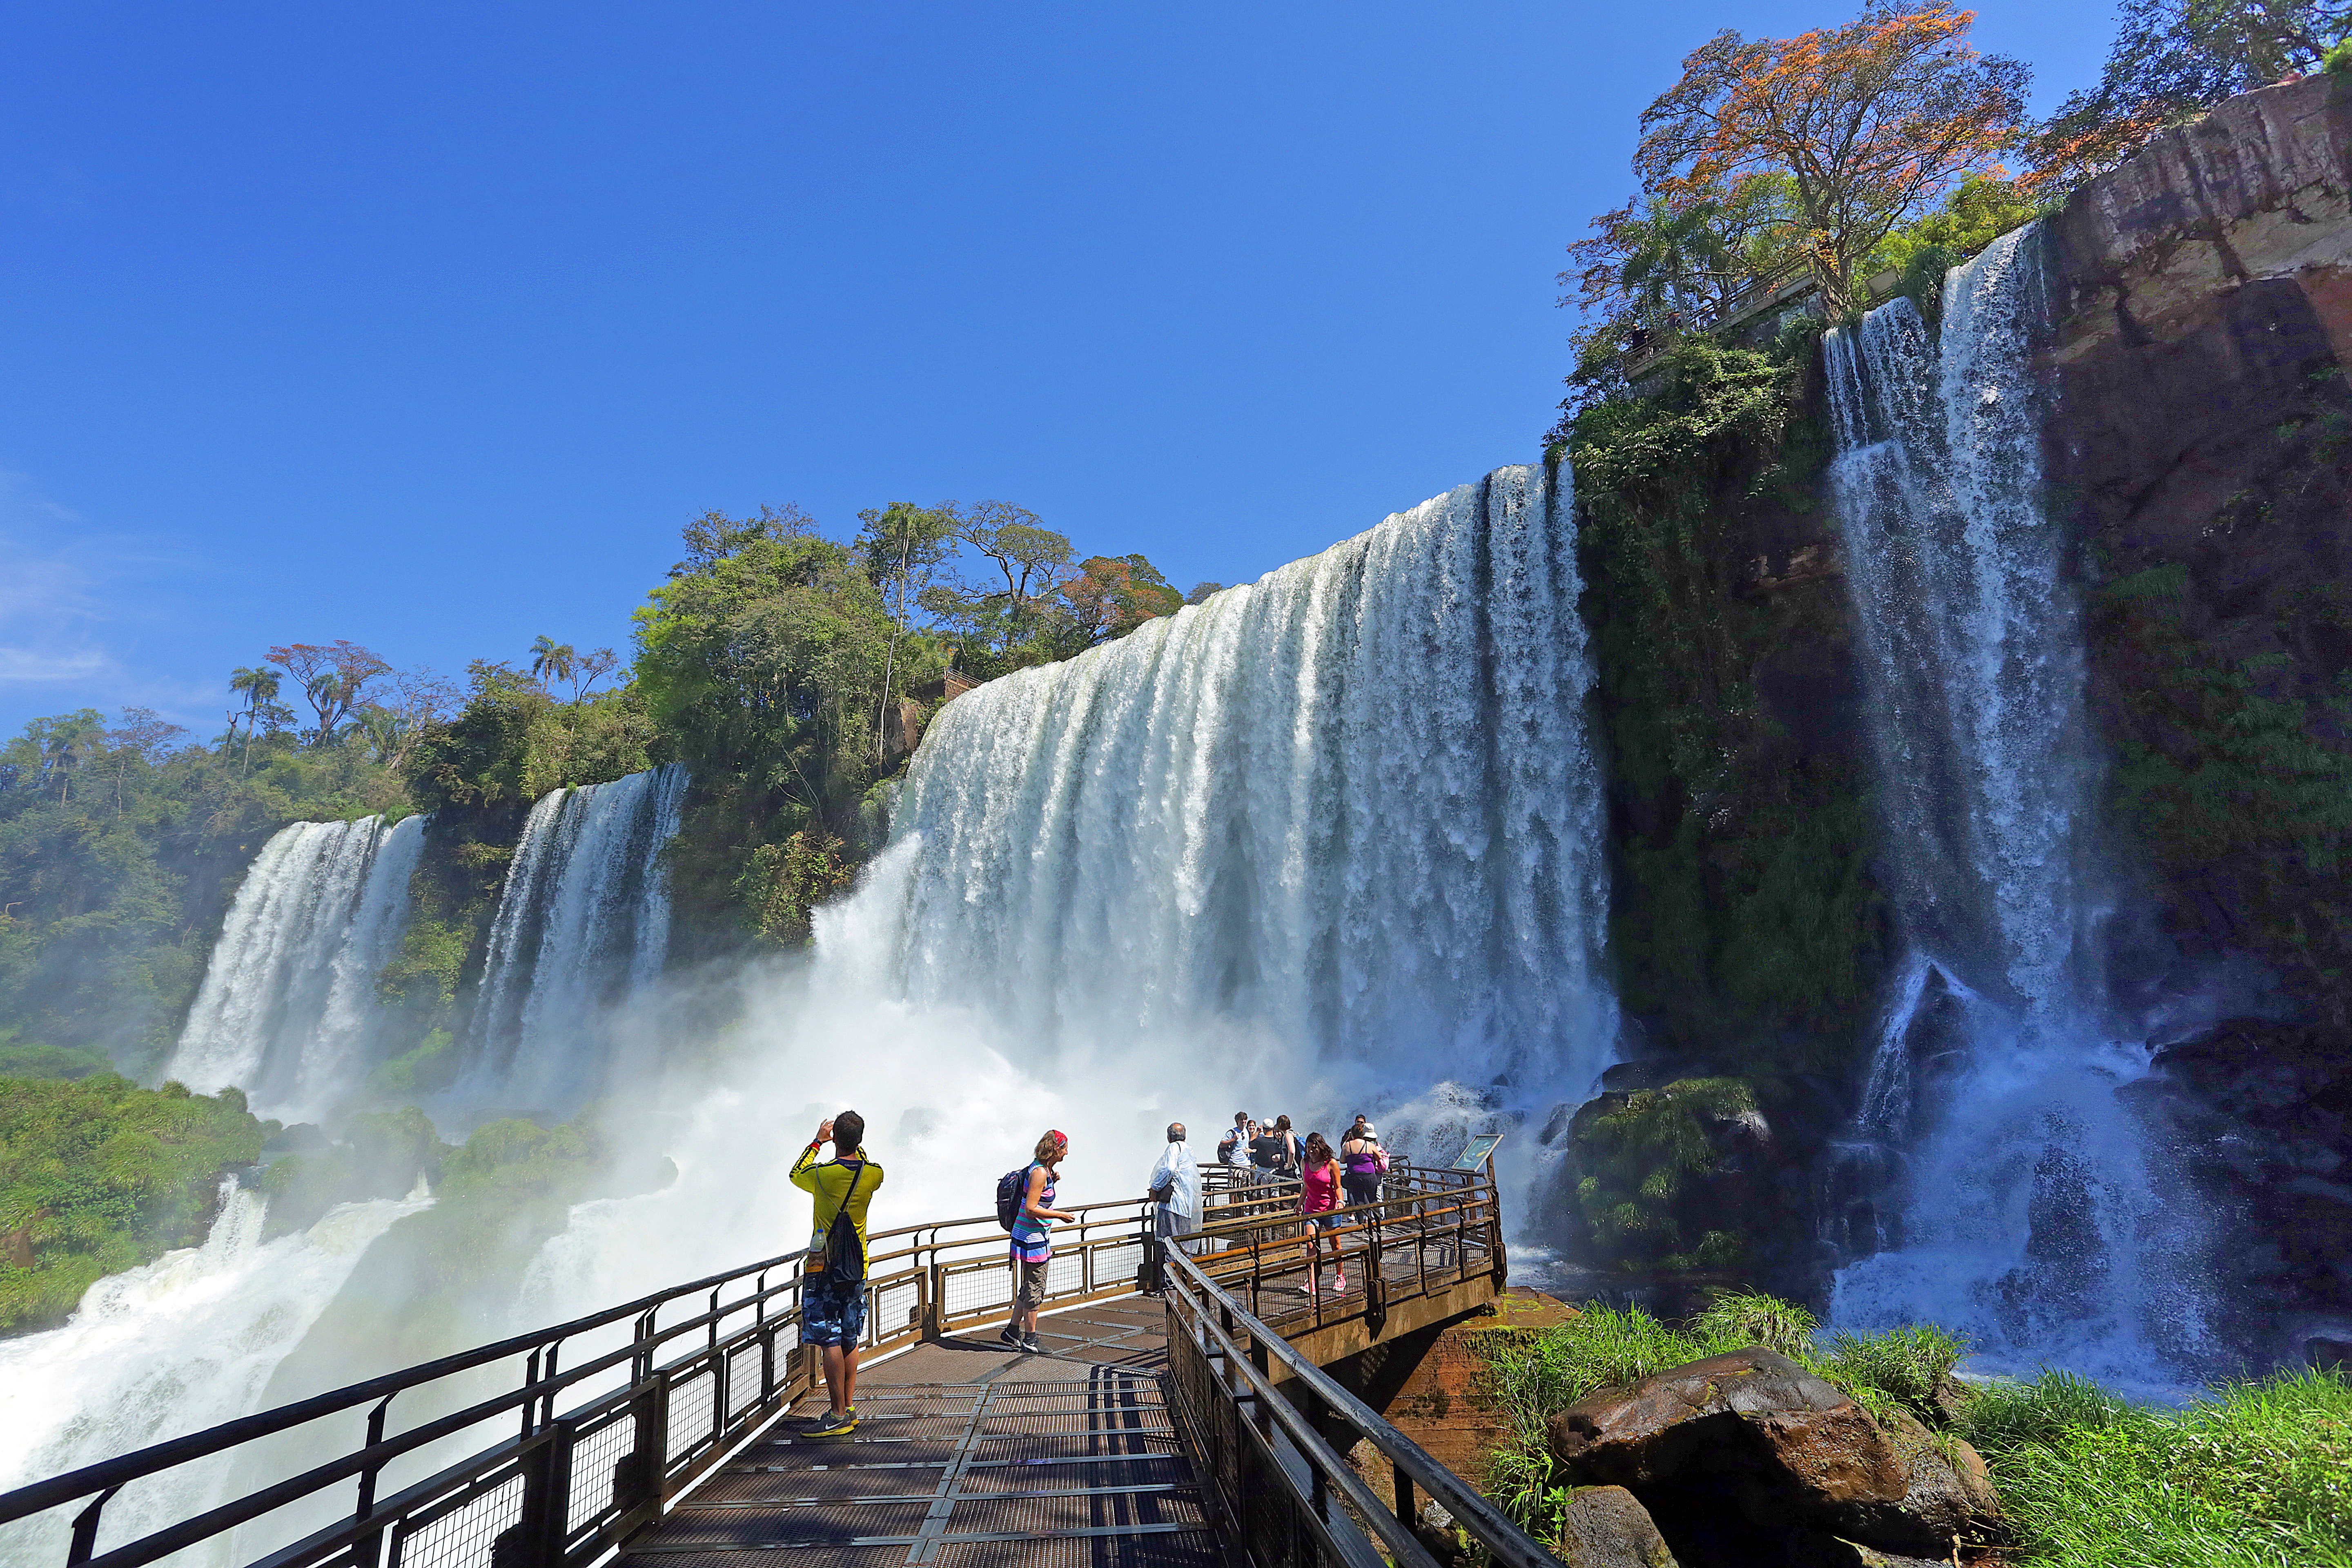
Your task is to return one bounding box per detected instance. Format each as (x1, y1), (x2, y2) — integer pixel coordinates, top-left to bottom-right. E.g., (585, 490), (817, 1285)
(665, 1372), (716, 1463)
(726, 1343), (764, 1421)
(390, 1470), (524, 1568)
(564, 1408), (638, 1537)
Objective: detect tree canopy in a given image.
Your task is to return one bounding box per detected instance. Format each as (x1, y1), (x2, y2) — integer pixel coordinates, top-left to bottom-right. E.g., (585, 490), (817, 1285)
(2027, 0), (2350, 187)
(1635, 3), (2030, 318)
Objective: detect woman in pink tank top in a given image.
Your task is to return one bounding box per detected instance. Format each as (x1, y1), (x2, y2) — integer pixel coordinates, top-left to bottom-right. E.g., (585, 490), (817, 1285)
(1297, 1131), (1346, 1298)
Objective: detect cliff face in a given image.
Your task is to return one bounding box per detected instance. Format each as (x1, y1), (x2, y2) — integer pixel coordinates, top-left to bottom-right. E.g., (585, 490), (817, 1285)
(2040, 72), (2352, 1368)
(2047, 73), (2352, 1012)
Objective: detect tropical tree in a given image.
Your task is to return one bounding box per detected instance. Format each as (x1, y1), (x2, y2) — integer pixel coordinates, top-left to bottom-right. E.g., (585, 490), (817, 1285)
(2027, 0), (2351, 189)
(267, 641), (392, 744)
(1635, 3), (2031, 317)
(227, 665), (282, 766)
(853, 502), (960, 762)
(1045, 555), (1184, 658)
(528, 636), (578, 690)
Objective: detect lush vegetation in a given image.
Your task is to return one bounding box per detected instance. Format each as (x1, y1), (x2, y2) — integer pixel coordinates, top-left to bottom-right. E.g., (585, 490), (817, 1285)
(1479, 1293), (2352, 1567)
(1963, 1368), (2352, 1567)
(1566, 332), (1890, 1072)
(0, 1074), (268, 1331)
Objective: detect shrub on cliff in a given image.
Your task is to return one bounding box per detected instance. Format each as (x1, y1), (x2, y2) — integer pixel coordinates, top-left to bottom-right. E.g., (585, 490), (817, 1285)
(0, 1075), (268, 1332)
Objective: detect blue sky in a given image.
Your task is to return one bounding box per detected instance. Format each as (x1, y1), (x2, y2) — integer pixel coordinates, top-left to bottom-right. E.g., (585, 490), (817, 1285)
(0, 2), (2109, 739)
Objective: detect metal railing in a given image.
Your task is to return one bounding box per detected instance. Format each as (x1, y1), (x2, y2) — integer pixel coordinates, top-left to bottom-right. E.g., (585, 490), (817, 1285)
(0, 1189), (1167, 1568)
(1160, 1241), (1554, 1568)
(0, 1160), (1531, 1568)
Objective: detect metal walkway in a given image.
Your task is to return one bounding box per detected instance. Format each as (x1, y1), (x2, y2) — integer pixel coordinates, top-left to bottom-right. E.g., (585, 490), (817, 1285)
(621, 1301), (1217, 1568)
(0, 1160), (1545, 1568)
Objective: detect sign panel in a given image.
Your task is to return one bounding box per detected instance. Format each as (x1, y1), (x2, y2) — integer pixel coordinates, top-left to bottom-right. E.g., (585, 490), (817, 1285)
(1451, 1132), (1505, 1172)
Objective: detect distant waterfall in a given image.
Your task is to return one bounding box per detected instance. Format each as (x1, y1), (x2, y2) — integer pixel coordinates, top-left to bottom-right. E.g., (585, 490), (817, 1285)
(164, 815), (426, 1122)
(1824, 227), (2210, 1380)
(0, 1178), (427, 1568)
(890, 464), (1612, 1107)
(460, 765), (688, 1110)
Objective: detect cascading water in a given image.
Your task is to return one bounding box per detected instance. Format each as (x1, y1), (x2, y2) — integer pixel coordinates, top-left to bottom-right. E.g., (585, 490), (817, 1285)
(0, 1179), (428, 1568)
(894, 462), (1612, 1100)
(1824, 227), (2212, 1381)
(527, 463), (1617, 1319)
(163, 815), (428, 1123)
(458, 765), (688, 1111)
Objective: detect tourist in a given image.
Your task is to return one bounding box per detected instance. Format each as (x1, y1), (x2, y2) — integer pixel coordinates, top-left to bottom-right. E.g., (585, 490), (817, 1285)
(1297, 1131), (1346, 1297)
(1145, 1122), (1200, 1286)
(1274, 1114), (1302, 1172)
(1248, 1117), (1290, 1188)
(1341, 1118), (1388, 1211)
(1216, 1111), (1252, 1168)
(790, 1111), (884, 1437)
(1003, 1129), (1076, 1355)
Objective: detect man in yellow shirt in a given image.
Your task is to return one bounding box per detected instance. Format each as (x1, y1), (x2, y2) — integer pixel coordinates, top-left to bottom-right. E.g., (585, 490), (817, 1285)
(791, 1111), (884, 1436)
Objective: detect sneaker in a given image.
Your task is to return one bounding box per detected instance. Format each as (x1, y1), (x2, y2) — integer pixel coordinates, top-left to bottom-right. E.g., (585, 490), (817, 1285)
(1335, 1276), (1348, 1293)
(1020, 1333), (1047, 1355)
(997, 1323), (1023, 1349)
(806, 1408), (858, 1438)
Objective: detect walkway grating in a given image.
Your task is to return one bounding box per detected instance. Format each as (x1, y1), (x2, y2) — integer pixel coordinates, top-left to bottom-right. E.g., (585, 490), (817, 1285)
(617, 1305), (1229, 1568)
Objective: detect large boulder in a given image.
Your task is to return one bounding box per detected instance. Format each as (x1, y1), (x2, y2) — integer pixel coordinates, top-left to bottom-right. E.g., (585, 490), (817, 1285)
(1545, 1347), (2000, 1559)
(1556, 1485), (1680, 1567)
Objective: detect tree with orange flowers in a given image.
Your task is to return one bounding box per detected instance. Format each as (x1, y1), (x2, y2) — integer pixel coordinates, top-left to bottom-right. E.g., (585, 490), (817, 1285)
(1635, 3), (2030, 318)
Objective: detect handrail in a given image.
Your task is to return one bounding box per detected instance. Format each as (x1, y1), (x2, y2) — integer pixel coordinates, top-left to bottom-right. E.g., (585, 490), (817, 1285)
(0, 1157), (1517, 1568)
(0, 1247), (800, 1527)
(1162, 1243), (1556, 1568)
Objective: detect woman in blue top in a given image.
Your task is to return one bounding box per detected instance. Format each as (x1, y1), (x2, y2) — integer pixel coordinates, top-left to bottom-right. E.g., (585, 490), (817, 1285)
(1003, 1129), (1077, 1356)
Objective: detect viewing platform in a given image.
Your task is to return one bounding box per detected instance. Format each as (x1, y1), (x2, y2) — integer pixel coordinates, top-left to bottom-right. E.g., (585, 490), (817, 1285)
(0, 1150), (1550, 1568)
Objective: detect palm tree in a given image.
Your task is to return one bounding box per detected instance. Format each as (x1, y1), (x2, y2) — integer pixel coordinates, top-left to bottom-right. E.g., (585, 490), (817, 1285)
(530, 636), (578, 690)
(228, 666), (281, 770)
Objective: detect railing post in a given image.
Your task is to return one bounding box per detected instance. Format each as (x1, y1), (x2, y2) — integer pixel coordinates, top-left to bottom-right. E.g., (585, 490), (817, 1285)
(490, 1414), (575, 1568)
(352, 1392), (396, 1568)
(66, 1485), (120, 1568)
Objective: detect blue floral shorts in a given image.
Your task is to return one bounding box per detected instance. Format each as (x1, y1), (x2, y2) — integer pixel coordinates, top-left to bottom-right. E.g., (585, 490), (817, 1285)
(801, 1275), (868, 1348)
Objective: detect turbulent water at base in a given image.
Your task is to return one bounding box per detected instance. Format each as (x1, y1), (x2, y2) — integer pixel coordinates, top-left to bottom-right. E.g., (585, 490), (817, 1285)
(457, 765), (688, 1110)
(163, 816), (428, 1123)
(0, 1180), (427, 1568)
(1824, 227), (2212, 1383)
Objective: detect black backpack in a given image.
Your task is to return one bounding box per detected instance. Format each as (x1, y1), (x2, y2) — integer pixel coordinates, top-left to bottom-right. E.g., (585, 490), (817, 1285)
(815, 1161), (871, 1286)
(995, 1163), (1033, 1231)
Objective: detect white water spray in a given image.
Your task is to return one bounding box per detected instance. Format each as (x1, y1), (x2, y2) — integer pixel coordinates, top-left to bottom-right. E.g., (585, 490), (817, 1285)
(163, 816), (427, 1123)
(1824, 228), (2211, 1381)
(0, 1180), (428, 1568)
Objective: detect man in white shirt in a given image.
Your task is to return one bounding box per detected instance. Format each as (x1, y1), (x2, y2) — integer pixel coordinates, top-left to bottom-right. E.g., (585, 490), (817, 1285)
(1147, 1123), (1202, 1279)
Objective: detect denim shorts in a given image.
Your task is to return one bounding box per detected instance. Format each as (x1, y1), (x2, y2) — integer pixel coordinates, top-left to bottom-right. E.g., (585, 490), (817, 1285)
(1304, 1210), (1342, 1232)
(801, 1275), (868, 1348)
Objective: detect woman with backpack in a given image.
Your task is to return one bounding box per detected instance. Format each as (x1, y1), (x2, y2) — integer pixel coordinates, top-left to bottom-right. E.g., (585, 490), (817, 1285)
(1003, 1130), (1076, 1356)
(1296, 1131), (1346, 1298)
(1340, 1119), (1388, 1212)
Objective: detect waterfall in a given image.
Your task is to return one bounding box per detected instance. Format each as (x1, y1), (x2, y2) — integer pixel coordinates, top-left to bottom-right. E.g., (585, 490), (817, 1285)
(459, 765), (688, 1110)
(1824, 227), (2212, 1381)
(163, 815), (427, 1123)
(518, 464), (1617, 1324)
(0, 1179), (428, 1568)
(893, 462), (1612, 1116)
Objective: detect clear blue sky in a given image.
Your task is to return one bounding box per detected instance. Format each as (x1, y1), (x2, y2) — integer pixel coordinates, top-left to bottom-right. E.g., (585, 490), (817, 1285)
(0, 2), (2108, 739)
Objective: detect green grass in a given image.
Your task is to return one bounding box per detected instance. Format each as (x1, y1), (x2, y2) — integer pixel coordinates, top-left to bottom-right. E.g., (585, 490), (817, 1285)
(1960, 1369), (2352, 1568)
(1474, 1295), (2352, 1566)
